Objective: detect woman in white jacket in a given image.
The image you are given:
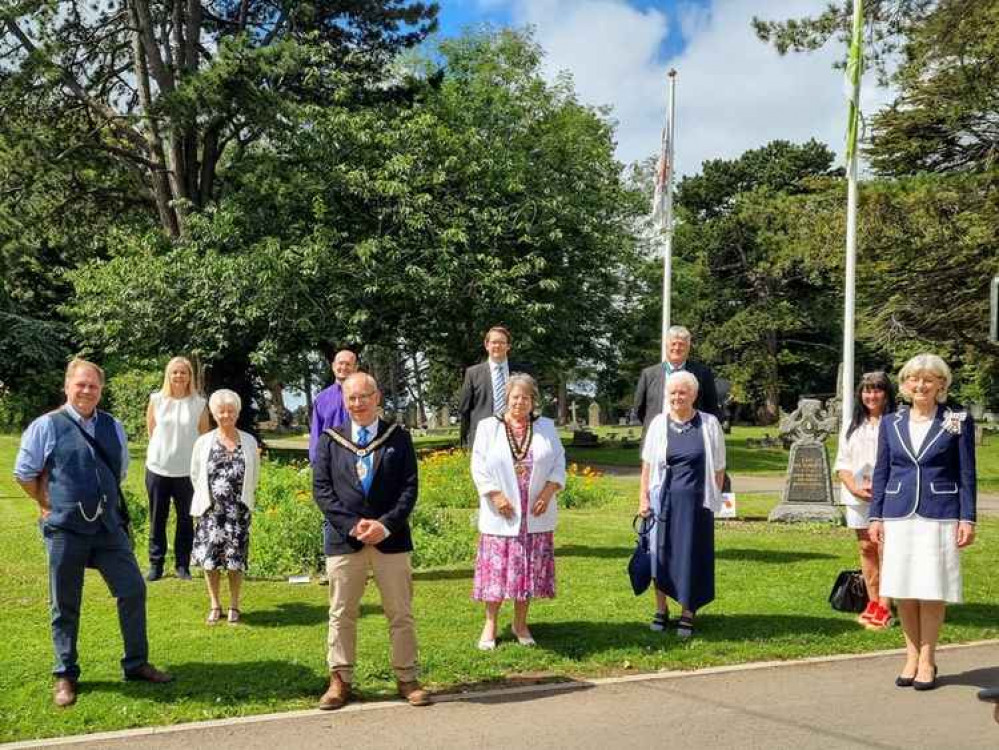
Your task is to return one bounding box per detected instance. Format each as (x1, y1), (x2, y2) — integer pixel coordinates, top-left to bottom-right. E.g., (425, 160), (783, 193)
(190, 389), (259, 625)
(639, 371), (725, 639)
(471, 373), (566, 650)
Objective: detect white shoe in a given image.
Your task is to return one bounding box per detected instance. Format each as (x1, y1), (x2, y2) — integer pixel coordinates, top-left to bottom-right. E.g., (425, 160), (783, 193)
(516, 635), (536, 647)
(477, 639), (496, 651)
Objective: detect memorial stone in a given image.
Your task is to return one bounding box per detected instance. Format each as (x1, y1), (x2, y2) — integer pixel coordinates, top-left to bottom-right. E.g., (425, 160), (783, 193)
(588, 402), (601, 427)
(769, 398), (841, 523)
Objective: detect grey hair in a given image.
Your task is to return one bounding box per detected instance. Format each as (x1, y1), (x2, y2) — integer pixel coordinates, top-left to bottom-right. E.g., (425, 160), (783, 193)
(208, 388), (242, 416)
(666, 370), (699, 395)
(666, 325), (691, 343)
(506, 373), (540, 410)
(343, 371), (378, 394)
(898, 353), (952, 404)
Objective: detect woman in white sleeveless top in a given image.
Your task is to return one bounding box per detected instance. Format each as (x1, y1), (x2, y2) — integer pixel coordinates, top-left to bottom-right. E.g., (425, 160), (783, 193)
(144, 357), (209, 581)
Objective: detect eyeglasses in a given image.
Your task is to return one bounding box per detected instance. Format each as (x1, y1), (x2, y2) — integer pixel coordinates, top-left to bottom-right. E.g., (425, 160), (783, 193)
(346, 391), (376, 404)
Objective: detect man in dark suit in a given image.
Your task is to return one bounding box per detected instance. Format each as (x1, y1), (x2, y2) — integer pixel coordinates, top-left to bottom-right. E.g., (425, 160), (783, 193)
(312, 372), (430, 710)
(459, 325), (531, 449)
(633, 325), (721, 438)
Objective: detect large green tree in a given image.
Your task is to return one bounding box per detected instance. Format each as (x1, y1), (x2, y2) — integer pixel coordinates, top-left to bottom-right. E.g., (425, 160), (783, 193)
(68, 29), (643, 417)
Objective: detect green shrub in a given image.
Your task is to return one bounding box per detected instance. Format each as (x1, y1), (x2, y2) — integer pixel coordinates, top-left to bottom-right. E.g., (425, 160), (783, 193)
(105, 366), (164, 439)
(419, 448), (613, 510)
(251, 461), (324, 578)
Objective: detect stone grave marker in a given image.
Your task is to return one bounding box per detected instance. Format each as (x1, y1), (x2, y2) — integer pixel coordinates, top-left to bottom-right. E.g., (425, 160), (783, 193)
(769, 398), (841, 523)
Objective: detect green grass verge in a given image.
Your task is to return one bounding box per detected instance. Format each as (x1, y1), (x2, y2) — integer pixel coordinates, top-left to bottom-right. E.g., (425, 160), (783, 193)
(2, 435), (998, 743)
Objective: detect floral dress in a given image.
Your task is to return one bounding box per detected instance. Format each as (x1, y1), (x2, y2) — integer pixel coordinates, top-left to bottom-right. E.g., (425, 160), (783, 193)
(472, 425), (556, 602)
(191, 439), (251, 572)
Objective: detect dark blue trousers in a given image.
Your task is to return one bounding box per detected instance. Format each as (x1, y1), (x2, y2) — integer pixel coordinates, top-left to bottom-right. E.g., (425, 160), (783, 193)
(41, 521), (148, 680)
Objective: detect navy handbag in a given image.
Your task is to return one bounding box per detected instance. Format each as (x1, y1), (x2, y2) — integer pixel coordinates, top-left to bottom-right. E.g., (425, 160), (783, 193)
(628, 514), (654, 596)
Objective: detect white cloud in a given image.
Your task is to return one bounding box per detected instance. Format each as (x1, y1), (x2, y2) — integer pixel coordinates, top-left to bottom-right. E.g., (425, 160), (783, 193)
(500, 0), (892, 176)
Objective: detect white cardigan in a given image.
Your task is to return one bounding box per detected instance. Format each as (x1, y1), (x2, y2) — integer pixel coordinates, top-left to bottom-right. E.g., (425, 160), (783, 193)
(472, 416), (567, 536)
(189, 429), (260, 517)
(642, 411), (726, 513)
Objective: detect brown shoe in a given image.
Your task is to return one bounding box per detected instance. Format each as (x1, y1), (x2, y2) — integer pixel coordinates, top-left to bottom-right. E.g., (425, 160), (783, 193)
(397, 680), (431, 707)
(318, 673), (351, 710)
(124, 663), (174, 684)
(53, 677), (77, 707)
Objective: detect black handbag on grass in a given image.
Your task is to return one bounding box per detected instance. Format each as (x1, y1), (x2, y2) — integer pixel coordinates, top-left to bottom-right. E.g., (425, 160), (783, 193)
(829, 569), (869, 613)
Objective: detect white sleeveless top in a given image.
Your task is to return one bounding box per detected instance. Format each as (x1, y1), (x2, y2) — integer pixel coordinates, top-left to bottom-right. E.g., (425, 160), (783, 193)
(145, 392), (206, 477)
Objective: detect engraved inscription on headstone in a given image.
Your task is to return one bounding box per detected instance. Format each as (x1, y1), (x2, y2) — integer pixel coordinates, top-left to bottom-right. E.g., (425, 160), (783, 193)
(783, 443), (833, 505)
(769, 397), (840, 523)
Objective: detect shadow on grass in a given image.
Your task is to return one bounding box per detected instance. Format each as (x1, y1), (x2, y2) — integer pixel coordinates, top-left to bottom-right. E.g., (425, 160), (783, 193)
(241, 601), (378, 627)
(946, 602), (999, 627)
(413, 567), (474, 581)
(715, 548), (837, 563)
(556, 544), (631, 560)
(532, 614), (859, 658)
(82, 660), (320, 703)
(443, 676), (594, 705)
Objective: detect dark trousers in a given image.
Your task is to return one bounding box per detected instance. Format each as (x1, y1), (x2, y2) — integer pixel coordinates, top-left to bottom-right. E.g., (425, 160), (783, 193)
(42, 522), (148, 680)
(146, 470), (194, 569)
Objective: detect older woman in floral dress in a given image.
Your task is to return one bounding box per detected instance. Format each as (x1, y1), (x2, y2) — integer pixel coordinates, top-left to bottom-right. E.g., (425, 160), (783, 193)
(190, 389), (259, 625)
(471, 374), (566, 650)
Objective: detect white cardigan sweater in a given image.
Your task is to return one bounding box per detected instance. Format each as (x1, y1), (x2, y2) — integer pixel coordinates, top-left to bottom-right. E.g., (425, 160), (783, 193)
(189, 429), (260, 517)
(472, 416), (567, 536)
(642, 411), (726, 513)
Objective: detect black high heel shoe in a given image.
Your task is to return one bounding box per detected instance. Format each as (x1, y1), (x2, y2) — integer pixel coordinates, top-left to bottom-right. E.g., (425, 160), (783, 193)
(913, 666), (939, 692)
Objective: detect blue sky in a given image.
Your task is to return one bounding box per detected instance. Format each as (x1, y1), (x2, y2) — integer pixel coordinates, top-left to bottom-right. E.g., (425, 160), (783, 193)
(436, 0), (701, 61)
(423, 1), (891, 173)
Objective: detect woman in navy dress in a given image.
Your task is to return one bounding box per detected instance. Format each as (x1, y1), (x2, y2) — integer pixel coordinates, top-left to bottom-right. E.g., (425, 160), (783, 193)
(870, 354), (976, 690)
(639, 371), (726, 637)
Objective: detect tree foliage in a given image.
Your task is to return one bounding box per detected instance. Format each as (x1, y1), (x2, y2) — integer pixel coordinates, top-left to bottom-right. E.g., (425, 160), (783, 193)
(67, 29), (643, 411)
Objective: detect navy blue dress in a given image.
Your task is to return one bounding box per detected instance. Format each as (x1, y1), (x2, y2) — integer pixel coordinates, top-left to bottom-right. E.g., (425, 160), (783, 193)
(654, 414), (715, 612)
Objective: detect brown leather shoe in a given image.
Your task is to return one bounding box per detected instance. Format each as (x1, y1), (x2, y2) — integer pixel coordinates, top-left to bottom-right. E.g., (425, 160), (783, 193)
(397, 680), (431, 707)
(124, 663), (174, 684)
(53, 677), (77, 707)
(318, 673), (351, 710)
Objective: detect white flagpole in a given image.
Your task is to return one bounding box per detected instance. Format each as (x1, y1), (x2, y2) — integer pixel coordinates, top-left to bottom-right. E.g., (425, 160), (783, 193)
(660, 69), (677, 362)
(842, 0), (863, 434)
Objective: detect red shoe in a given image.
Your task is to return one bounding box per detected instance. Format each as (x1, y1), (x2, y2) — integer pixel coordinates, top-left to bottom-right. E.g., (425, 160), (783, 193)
(857, 600), (878, 625)
(864, 604), (893, 630)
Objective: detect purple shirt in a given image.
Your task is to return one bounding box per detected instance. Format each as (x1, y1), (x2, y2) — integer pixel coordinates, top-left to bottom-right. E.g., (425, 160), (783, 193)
(309, 382), (349, 464)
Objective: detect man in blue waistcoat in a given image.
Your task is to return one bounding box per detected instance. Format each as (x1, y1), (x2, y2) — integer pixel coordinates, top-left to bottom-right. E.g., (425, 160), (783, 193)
(14, 359), (173, 707)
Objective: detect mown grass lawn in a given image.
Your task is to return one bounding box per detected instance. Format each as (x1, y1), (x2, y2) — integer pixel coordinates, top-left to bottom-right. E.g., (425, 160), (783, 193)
(2, 434), (997, 743)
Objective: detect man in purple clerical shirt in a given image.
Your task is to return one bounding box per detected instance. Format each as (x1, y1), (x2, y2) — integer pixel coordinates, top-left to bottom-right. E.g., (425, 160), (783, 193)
(310, 349), (360, 585)
(309, 349), (360, 464)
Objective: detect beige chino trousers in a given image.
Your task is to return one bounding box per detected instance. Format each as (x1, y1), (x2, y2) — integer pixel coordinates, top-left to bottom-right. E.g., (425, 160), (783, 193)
(326, 546), (418, 684)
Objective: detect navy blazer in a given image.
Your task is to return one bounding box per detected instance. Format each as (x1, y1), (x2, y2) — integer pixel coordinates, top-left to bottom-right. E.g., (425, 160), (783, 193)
(312, 419), (419, 555)
(870, 405), (976, 523)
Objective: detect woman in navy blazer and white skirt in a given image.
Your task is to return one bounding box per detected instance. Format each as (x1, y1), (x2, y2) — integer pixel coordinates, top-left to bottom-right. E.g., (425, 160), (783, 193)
(869, 354), (976, 691)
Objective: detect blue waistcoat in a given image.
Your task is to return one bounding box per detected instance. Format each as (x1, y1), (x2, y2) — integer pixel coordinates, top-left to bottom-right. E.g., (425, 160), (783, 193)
(46, 410), (124, 534)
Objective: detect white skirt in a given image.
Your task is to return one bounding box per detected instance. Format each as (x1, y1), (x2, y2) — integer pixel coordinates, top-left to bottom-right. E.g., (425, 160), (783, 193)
(881, 516), (962, 603)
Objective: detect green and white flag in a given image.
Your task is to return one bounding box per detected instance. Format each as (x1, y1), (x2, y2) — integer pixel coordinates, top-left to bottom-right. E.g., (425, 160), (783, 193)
(844, 0), (864, 178)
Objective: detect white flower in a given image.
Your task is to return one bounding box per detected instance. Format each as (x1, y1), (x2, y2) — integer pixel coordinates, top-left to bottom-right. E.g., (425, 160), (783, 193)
(942, 409), (966, 435)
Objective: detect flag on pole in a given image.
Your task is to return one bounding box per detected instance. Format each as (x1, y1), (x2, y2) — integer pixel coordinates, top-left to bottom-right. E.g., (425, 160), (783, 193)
(844, 0), (864, 177)
(651, 119), (671, 228)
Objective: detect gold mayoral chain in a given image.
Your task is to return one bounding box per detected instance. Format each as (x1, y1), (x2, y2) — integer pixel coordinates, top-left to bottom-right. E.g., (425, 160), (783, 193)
(504, 418), (533, 478)
(323, 424), (399, 482)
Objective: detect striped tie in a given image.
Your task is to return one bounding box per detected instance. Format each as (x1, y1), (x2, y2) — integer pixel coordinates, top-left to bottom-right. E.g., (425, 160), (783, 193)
(493, 365), (507, 415)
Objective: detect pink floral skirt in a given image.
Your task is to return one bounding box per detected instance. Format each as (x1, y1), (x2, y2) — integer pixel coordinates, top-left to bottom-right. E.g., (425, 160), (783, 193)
(472, 532), (555, 602)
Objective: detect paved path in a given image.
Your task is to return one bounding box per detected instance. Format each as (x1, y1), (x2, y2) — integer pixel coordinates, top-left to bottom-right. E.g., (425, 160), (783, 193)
(13, 642), (999, 750)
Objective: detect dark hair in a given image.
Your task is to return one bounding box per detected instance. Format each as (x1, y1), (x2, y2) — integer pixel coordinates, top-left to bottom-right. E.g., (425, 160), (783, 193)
(846, 371), (896, 439)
